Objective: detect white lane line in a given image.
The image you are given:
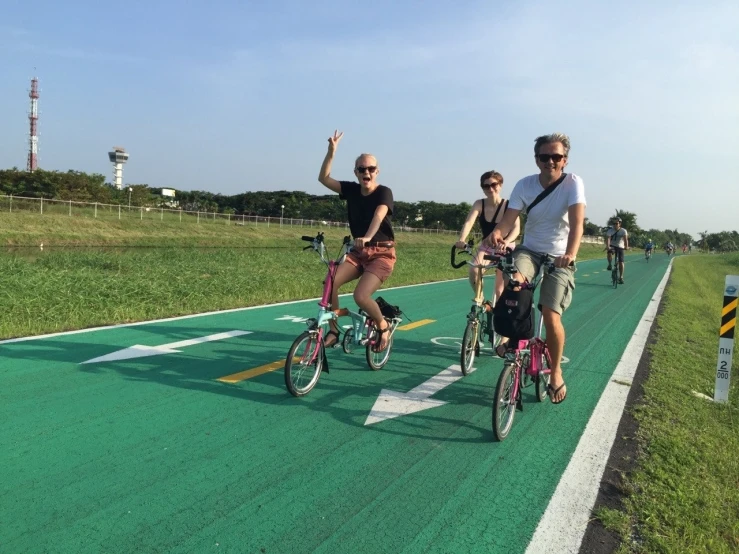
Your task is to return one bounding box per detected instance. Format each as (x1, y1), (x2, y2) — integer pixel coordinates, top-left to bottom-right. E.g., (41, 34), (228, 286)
(525, 260), (673, 554)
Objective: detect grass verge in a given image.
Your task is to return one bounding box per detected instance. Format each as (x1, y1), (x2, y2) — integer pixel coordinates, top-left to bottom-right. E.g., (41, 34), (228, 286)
(0, 212), (604, 339)
(597, 253), (739, 553)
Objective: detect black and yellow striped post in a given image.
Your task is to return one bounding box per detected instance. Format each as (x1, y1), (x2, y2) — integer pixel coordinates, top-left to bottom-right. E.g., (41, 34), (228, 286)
(720, 296), (737, 339)
(715, 276), (738, 403)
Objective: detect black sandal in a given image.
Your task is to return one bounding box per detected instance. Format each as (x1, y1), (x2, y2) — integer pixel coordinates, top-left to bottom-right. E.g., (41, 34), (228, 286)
(495, 342), (509, 358)
(324, 328), (340, 348)
(547, 382), (567, 404)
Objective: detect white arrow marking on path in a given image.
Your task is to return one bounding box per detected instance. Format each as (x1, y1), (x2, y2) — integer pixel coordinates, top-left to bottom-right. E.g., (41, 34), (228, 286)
(81, 330), (252, 364)
(364, 364), (473, 425)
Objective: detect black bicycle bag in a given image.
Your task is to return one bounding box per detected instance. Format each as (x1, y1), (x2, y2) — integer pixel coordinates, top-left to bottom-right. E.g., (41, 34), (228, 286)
(492, 284), (535, 341)
(376, 297), (403, 320)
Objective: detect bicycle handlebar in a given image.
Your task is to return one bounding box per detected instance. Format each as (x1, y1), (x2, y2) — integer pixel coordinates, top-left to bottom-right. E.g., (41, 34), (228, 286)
(450, 239), (476, 268)
(301, 233), (394, 264)
(492, 252), (574, 277)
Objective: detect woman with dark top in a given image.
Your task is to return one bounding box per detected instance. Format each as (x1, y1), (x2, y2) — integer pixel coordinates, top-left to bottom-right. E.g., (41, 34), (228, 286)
(455, 170), (520, 356)
(317, 130), (396, 352)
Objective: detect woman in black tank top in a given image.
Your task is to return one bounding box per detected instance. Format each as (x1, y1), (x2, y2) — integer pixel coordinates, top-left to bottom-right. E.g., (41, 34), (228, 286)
(454, 170), (521, 304)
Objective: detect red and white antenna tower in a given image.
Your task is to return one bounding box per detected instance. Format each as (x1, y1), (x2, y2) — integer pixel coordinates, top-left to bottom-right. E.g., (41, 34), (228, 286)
(27, 76), (39, 172)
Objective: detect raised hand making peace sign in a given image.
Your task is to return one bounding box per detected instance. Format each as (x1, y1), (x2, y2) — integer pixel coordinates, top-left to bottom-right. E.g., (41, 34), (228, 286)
(328, 130), (344, 152)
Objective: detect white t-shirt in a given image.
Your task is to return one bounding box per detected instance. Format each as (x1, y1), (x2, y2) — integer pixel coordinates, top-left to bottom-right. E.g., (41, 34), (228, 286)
(508, 173), (587, 256)
(607, 227), (628, 248)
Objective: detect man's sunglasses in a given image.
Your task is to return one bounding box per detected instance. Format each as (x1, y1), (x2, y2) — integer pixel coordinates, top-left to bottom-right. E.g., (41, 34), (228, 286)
(355, 166), (377, 173)
(481, 182), (500, 190)
(537, 154), (565, 163)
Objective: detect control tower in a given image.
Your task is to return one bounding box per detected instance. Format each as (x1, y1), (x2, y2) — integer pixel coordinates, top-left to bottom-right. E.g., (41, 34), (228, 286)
(108, 146), (129, 190)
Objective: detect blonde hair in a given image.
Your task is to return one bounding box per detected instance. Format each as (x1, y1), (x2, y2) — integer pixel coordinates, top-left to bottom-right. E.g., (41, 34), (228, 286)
(354, 153), (378, 168)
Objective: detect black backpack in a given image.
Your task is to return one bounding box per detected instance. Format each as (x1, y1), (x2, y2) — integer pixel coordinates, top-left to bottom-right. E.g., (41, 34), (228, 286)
(492, 284), (535, 341)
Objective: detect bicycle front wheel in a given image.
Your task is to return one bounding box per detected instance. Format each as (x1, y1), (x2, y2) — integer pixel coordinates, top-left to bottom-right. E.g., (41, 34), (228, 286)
(285, 331), (324, 397)
(493, 362), (518, 441)
(460, 320), (478, 376)
(612, 269), (618, 288)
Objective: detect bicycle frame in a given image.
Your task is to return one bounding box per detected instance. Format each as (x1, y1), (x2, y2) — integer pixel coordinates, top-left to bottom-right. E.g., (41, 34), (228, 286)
(451, 242), (505, 373)
(285, 233), (401, 396)
(491, 250), (573, 439)
(503, 278), (550, 395)
(305, 234), (389, 349)
(498, 254), (559, 386)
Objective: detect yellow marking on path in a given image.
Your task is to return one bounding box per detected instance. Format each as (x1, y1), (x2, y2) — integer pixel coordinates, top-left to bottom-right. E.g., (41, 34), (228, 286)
(722, 298), (738, 317)
(397, 319), (436, 331)
(581, 274), (590, 277)
(218, 358), (296, 383)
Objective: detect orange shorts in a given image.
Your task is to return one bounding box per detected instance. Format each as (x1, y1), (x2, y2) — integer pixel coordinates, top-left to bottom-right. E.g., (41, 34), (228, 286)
(345, 246), (397, 283)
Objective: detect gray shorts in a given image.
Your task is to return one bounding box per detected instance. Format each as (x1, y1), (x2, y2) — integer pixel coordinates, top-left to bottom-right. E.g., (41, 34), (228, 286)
(511, 247), (576, 315)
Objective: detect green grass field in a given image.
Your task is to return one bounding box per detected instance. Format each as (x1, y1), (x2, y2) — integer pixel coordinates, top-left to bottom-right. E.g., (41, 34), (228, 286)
(596, 253), (739, 553)
(0, 212), (604, 339)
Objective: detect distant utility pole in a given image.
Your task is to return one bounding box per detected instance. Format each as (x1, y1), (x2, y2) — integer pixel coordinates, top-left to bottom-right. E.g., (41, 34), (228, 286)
(27, 76), (39, 172)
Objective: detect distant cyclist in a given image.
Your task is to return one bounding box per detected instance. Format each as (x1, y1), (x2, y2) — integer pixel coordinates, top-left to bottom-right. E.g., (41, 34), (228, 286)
(665, 241), (674, 256)
(605, 217), (629, 284)
(644, 238), (654, 259)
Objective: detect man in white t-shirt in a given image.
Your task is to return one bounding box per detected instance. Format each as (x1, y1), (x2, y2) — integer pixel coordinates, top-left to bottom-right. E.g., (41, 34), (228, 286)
(605, 217), (629, 283)
(489, 133), (586, 404)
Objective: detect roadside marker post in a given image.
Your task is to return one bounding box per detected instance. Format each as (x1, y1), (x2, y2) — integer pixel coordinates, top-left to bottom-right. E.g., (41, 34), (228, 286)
(715, 275), (738, 403)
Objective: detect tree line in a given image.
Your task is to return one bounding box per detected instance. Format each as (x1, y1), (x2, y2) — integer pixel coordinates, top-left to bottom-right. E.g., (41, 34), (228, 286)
(2, 167), (736, 251)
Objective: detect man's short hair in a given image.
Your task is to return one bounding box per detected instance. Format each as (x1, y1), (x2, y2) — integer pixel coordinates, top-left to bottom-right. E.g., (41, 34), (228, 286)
(534, 133), (571, 157)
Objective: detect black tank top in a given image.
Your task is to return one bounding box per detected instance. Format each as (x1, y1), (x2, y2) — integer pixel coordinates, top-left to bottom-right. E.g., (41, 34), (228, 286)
(479, 199), (507, 238)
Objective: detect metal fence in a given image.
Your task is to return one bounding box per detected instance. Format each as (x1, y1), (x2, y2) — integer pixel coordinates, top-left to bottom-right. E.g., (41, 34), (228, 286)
(0, 194), (604, 242)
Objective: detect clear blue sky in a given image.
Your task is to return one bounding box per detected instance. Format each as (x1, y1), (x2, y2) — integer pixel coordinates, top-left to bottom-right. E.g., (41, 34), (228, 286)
(1, 0), (737, 238)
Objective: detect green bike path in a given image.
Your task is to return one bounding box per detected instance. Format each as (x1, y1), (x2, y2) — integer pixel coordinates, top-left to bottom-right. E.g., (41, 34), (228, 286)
(0, 254), (673, 553)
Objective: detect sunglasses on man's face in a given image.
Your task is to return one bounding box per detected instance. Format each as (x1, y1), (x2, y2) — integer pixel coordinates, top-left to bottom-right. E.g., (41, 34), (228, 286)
(481, 182), (500, 190)
(355, 166), (377, 174)
(537, 153), (565, 163)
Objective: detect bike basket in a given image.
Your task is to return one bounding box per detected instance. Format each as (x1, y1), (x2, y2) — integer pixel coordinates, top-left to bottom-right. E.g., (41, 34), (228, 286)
(376, 296), (403, 319)
(492, 284), (534, 341)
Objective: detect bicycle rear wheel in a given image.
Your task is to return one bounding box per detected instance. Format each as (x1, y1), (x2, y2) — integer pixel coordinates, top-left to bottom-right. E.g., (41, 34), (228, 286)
(493, 362), (518, 441)
(285, 331), (324, 397)
(612, 268), (618, 288)
(366, 320), (394, 371)
(460, 319), (478, 376)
